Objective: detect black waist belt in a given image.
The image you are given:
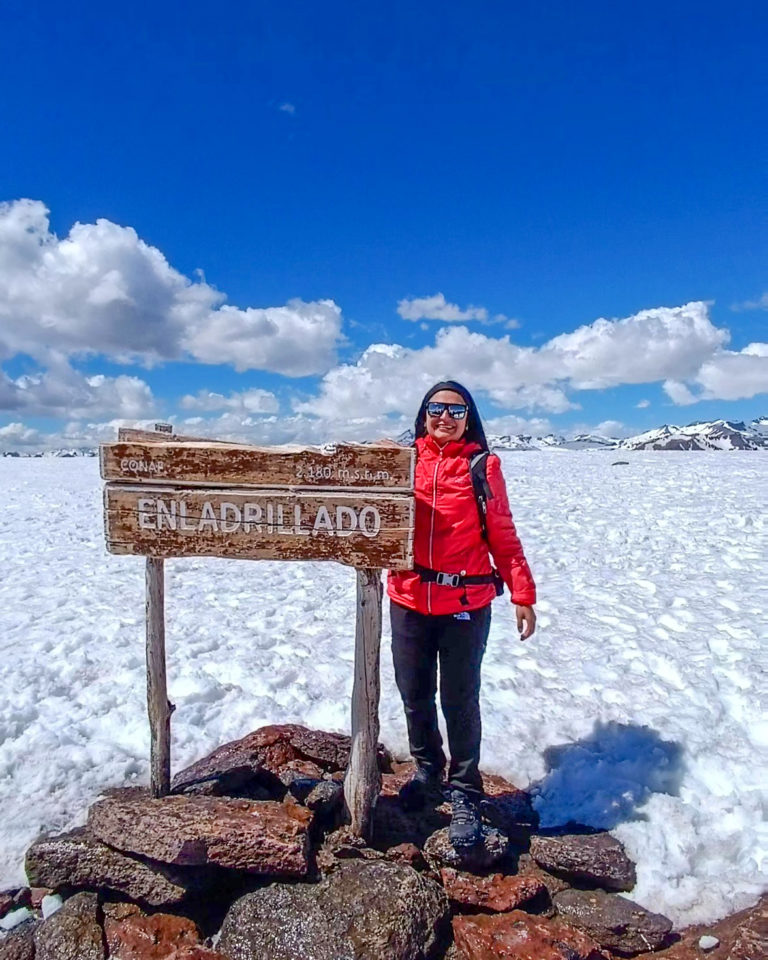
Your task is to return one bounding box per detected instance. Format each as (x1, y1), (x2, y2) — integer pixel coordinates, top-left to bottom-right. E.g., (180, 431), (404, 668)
(414, 563), (499, 589)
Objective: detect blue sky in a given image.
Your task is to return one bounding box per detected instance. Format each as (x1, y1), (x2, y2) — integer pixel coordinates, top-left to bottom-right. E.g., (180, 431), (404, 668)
(0, 0), (766, 448)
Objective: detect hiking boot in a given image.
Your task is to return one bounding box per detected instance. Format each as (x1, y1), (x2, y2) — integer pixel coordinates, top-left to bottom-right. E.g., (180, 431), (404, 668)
(448, 788), (482, 847)
(398, 766), (445, 811)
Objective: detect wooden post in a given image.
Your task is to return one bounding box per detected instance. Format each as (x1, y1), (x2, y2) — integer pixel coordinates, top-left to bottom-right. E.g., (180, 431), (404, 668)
(145, 557), (172, 796)
(344, 568), (383, 839)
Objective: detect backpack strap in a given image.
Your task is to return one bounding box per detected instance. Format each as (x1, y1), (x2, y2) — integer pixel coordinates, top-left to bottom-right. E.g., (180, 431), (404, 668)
(469, 451), (493, 541)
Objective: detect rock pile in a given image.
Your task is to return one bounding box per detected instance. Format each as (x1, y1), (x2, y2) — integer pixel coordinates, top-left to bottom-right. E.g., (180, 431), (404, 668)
(1, 723), (765, 960)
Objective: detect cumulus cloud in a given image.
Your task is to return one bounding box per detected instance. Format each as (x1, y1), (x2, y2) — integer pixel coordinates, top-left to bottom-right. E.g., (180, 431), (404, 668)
(0, 200), (343, 375)
(180, 387), (279, 414)
(663, 342), (768, 405)
(397, 293), (490, 323)
(636, 399), (651, 408)
(294, 301), (729, 420)
(0, 422), (41, 445)
(0, 360), (155, 418)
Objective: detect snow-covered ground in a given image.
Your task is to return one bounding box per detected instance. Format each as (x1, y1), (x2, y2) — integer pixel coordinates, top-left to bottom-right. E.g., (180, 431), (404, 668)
(0, 451), (766, 927)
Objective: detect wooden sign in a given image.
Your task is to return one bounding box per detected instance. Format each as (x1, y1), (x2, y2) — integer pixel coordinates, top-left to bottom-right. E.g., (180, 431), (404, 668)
(101, 441), (414, 491)
(104, 486), (413, 568)
(102, 430), (413, 832)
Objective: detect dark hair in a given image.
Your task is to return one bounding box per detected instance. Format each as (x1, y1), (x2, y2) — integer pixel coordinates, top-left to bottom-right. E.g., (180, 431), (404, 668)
(414, 380), (489, 451)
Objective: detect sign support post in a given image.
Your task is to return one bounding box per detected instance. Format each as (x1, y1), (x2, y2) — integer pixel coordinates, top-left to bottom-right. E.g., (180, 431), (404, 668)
(145, 556), (172, 796)
(344, 567), (383, 839)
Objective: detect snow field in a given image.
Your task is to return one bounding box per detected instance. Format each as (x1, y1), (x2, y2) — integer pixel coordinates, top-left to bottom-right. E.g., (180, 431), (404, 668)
(0, 451), (766, 927)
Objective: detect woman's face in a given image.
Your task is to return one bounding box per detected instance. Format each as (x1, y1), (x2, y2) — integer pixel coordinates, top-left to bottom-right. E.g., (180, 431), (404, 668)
(425, 389), (468, 445)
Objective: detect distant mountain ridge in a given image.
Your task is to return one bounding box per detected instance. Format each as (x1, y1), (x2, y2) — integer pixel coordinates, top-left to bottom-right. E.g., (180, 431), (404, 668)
(2, 417), (767, 456)
(399, 417), (768, 451)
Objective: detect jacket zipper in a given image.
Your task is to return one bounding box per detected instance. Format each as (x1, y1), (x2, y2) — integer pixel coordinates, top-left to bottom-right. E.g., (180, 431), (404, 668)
(427, 448), (443, 614)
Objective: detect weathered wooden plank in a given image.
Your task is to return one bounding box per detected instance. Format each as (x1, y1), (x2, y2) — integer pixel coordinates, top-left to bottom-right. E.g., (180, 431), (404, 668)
(104, 486), (414, 569)
(344, 568), (382, 839)
(145, 558), (172, 797)
(116, 428), (228, 444)
(101, 441), (414, 491)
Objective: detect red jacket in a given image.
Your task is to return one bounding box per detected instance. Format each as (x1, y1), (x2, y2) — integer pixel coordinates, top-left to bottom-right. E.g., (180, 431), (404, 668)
(388, 435), (537, 615)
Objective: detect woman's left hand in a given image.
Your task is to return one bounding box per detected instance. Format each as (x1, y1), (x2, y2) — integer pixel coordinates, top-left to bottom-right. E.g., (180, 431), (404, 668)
(516, 605), (536, 641)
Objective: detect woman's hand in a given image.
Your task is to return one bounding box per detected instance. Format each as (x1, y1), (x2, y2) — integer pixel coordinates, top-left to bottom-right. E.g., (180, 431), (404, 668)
(516, 605), (536, 641)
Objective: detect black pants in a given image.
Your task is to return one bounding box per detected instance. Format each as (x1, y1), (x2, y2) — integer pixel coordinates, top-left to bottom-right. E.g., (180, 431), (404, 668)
(390, 600), (491, 797)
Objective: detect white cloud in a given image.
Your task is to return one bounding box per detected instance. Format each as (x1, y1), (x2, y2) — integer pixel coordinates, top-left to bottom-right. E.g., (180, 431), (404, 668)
(636, 399), (651, 409)
(663, 342), (768, 405)
(294, 302), (727, 421)
(662, 380), (697, 404)
(0, 200), (343, 376)
(731, 293), (768, 311)
(180, 388), (279, 415)
(278, 102), (296, 115)
(595, 419), (624, 436)
(397, 293), (489, 323)
(0, 422), (41, 445)
(0, 360), (155, 418)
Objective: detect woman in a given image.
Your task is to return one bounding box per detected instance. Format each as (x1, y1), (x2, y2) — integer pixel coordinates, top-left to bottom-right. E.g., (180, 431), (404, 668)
(388, 380), (536, 847)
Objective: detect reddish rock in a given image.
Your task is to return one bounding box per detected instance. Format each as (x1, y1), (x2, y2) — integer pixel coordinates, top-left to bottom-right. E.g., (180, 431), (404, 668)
(530, 833), (636, 892)
(516, 853), (571, 900)
(554, 888), (672, 956)
(626, 892), (767, 960)
(0, 891), (16, 919)
(33, 891), (104, 960)
(385, 843), (428, 871)
(452, 910), (606, 959)
(88, 792), (312, 877)
(171, 724), (392, 797)
(440, 868), (545, 912)
(26, 828), (214, 907)
(29, 888), (51, 909)
(104, 910), (200, 959)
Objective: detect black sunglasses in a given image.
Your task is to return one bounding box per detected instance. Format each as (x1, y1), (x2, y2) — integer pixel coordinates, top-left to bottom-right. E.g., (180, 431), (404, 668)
(426, 401), (468, 420)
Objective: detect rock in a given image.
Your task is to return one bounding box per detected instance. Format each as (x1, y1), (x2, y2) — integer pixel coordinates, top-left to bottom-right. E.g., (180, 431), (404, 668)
(171, 724), (393, 797)
(0, 919), (38, 960)
(88, 792), (312, 876)
(166, 950), (230, 960)
(219, 860), (449, 960)
(440, 868), (545, 912)
(554, 888), (673, 955)
(284, 775), (322, 803)
(0, 893), (16, 920)
(516, 853), (571, 900)
(305, 779), (344, 817)
(33, 891), (105, 960)
(452, 910), (606, 959)
(479, 774), (539, 839)
(384, 843), (428, 871)
(530, 833), (636, 892)
(423, 827), (509, 874)
(28, 889), (49, 909)
(315, 860), (449, 960)
(728, 897), (768, 959)
(25, 827), (215, 907)
(104, 909), (200, 959)
(315, 826), (386, 875)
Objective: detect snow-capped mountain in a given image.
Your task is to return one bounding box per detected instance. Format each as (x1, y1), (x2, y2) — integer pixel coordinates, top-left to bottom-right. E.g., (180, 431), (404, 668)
(619, 419), (768, 451)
